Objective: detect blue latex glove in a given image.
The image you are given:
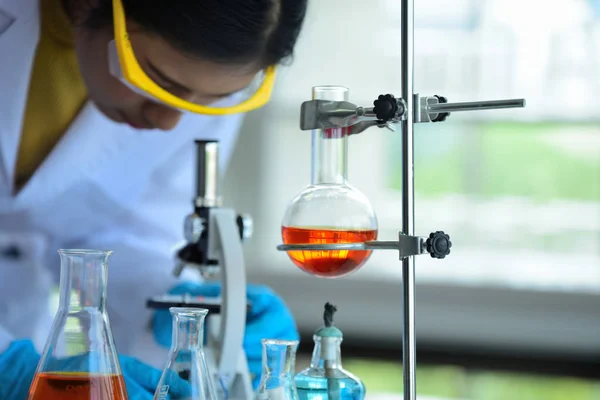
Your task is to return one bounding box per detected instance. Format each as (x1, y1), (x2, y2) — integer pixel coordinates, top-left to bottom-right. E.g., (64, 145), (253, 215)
(118, 354), (164, 400)
(153, 282), (299, 389)
(119, 355), (190, 400)
(0, 340), (39, 400)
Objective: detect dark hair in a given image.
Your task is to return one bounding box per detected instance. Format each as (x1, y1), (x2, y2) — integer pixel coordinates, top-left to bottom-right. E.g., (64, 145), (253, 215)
(70, 0), (308, 68)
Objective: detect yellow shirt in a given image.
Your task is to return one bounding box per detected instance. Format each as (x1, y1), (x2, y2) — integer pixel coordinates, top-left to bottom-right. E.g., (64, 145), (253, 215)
(15, 0), (87, 191)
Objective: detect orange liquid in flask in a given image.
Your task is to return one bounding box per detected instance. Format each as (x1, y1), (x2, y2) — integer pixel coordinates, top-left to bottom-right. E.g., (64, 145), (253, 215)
(282, 226), (377, 278)
(28, 372), (128, 400)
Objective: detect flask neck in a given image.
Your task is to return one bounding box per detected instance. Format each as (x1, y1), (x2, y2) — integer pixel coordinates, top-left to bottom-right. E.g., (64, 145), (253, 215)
(58, 250), (111, 313)
(311, 128), (349, 186)
(171, 310), (206, 352)
(310, 336), (343, 370)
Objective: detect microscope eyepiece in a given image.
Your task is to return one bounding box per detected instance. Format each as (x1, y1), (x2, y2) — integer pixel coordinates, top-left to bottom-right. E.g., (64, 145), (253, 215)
(194, 140), (221, 208)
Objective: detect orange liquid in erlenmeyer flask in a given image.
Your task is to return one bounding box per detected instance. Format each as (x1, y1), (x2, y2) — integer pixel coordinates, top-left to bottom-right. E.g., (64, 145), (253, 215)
(282, 226), (377, 278)
(28, 372), (128, 400)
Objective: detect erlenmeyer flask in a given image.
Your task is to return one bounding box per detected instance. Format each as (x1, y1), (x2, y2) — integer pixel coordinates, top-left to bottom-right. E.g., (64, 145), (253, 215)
(28, 249), (127, 400)
(254, 339), (300, 400)
(282, 86), (378, 279)
(153, 307), (217, 400)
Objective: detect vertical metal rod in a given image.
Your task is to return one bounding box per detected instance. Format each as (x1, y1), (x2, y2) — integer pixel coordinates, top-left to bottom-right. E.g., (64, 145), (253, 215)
(401, 0), (416, 398)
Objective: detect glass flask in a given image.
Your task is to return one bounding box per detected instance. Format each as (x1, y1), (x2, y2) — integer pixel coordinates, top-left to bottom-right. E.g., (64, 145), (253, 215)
(254, 339), (300, 400)
(28, 249), (128, 400)
(295, 303), (365, 400)
(153, 307), (218, 400)
(282, 86), (378, 278)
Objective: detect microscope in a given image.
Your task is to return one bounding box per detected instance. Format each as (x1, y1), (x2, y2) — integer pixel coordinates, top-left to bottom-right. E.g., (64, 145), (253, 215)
(147, 140), (254, 399)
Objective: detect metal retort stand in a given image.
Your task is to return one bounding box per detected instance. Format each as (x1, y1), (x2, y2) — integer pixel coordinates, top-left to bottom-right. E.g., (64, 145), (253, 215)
(276, 0), (527, 398)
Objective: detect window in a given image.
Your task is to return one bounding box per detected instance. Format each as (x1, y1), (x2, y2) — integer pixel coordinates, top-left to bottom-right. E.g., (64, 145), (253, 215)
(227, 0), (600, 355)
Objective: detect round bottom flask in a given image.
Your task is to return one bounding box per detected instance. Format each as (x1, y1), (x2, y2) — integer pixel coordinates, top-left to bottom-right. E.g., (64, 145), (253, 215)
(282, 86), (378, 278)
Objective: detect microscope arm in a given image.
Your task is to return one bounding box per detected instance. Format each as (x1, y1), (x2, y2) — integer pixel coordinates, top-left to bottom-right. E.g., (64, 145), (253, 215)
(212, 209), (250, 391)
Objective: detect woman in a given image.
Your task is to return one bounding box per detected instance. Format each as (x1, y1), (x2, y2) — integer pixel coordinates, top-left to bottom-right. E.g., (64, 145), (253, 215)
(0, 0), (308, 398)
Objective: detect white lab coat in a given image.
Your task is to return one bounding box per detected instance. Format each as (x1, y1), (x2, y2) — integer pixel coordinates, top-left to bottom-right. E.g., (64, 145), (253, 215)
(0, 0), (244, 366)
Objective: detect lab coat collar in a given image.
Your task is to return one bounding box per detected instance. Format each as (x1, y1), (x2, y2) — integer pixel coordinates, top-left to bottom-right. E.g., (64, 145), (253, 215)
(0, 0), (38, 20)
(14, 101), (140, 206)
(0, 0), (39, 197)
(14, 100), (207, 208)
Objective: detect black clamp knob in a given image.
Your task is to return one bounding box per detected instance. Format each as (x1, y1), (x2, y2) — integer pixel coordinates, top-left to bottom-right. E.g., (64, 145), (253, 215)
(373, 94), (399, 122)
(426, 231), (452, 259)
(431, 95), (450, 123)
(236, 214), (253, 241)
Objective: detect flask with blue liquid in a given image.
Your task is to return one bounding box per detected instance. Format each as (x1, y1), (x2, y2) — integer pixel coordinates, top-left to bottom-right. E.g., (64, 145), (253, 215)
(294, 303), (365, 400)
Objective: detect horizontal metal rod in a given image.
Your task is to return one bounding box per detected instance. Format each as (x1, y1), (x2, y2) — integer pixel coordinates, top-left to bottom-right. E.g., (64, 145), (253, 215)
(428, 98), (525, 113)
(276, 241), (401, 251)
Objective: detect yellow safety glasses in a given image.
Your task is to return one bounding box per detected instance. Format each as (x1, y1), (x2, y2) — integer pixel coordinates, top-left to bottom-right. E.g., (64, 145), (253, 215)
(109, 0), (277, 115)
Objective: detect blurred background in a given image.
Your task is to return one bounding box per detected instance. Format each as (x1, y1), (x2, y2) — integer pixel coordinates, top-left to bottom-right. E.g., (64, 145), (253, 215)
(222, 0), (600, 398)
